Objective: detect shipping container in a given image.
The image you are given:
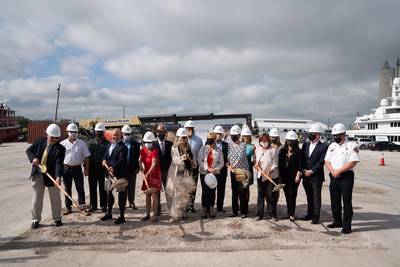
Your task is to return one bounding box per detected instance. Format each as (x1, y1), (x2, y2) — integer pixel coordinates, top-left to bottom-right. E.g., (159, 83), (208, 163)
(28, 121), (68, 144)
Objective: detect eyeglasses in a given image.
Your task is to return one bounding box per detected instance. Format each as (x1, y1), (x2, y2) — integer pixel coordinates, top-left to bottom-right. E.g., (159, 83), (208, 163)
(123, 134), (131, 136)
(68, 131), (78, 134)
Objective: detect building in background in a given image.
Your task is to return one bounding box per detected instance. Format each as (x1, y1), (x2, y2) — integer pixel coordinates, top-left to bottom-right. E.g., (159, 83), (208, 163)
(379, 58), (400, 103)
(252, 118), (329, 141)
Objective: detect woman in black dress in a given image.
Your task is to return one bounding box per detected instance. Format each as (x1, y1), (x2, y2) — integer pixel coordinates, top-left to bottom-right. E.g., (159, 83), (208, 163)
(278, 130), (302, 222)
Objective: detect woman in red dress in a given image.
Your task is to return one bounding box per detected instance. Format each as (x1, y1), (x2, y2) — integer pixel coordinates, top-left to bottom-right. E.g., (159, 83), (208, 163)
(140, 132), (161, 222)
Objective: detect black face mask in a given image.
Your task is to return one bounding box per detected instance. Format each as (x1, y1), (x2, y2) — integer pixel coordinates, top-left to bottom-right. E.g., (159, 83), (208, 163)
(157, 133), (165, 140)
(287, 141), (295, 147)
(231, 135), (239, 142)
(205, 139), (215, 145)
(308, 133), (316, 142)
(334, 136), (343, 144)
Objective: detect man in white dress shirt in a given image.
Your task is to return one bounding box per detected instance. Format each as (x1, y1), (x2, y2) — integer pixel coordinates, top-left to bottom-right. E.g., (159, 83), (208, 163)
(60, 123), (91, 214)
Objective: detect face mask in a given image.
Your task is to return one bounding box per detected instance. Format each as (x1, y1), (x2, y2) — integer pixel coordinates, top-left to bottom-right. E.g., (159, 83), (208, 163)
(144, 142), (153, 149)
(68, 132), (77, 139)
(260, 141), (269, 148)
(206, 139), (215, 145)
(157, 132), (165, 140)
(96, 131), (104, 138)
(123, 135), (131, 142)
(287, 141), (295, 147)
(334, 136), (343, 144)
(308, 133), (316, 142)
(231, 135), (239, 142)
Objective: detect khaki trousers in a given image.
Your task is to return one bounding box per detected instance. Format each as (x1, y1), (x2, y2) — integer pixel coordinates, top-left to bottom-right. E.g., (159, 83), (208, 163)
(31, 173), (62, 222)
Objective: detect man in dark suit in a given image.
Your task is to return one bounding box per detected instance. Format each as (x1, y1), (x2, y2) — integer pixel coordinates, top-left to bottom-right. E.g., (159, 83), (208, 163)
(154, 124), (173, 214)
(213, 125), (229, 213)
(101, 128), (128, 224)
(26, 123), (65, 229)
(121, 125), (141, 210)
(301, 123), (328, 224)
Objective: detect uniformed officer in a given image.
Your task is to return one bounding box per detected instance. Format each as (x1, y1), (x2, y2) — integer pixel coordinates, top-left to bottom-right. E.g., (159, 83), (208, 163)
(324, 123), (360, 234)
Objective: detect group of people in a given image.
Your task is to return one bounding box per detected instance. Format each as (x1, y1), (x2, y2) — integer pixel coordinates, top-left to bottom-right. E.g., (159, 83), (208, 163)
(26, 120), (359, 234)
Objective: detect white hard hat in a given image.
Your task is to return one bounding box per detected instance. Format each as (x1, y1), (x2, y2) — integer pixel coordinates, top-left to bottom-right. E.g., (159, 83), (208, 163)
(46, 123), (61, 137)
(142, 131), (156, 142)
(184, 120), (195, 128)
(308, 123), (323, 133)
(176, 127), (188, 137)
(121, 124), (132, 134)
(66, 123), (78, 132)
(213, 125), (224, 134)
(269, 128), (279, 137)
(204, 173), (218, 189)
(393, 77), (400, 87)
(94, 122), (106, 132)
(241, 127), (252, 136)
(285, 130), (298, 140)
(230, 125), (241, 135)
(331, 123), (346, 135)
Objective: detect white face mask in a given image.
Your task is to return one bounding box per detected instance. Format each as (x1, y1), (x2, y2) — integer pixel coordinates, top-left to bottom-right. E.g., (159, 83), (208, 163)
(144, 143), (153, 149)
(68, 132), (77, 139)
(260, 141), (269, 148)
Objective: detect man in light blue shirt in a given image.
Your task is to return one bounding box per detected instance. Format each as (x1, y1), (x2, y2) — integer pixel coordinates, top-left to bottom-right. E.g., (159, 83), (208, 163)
(184, 120), (203, 213)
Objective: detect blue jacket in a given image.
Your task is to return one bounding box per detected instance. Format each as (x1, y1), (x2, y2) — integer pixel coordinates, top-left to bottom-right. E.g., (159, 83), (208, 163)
(301, 141), (328, 181)
(103, 140), (128, 178)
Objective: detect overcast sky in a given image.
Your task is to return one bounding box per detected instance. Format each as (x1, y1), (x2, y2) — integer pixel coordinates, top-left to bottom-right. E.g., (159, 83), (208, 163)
(1, 0), (399, 126)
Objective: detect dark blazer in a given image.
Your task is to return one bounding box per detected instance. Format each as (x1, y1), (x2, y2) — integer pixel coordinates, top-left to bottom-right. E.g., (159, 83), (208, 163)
(278, 146), (303, 184)
(26, 138), (65, 187)
(218, 141), (229, 176)
(125, 139), (141, 172)
(301, 141), (328, 181)
(154, 139), (173, 173)
(103, 140), (128, 178)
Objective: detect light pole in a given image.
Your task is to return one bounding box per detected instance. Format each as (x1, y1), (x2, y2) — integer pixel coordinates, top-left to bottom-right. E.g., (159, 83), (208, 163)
(54, 83), (61, 123)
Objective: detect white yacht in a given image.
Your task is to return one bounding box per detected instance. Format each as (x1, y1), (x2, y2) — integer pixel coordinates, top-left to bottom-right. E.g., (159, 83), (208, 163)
(347, 77), (400, 144)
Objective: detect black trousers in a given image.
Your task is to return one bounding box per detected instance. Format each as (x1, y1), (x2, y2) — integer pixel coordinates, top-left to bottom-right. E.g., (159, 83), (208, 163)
(283, 181), (299, 217)
(302, 176), (323, 220)
(216, 170), (227, 212)
(63, 166), (85, 209)
(188, 166), (199, 206)
(329, 171), (354, 230)
(126, 171), (137, 205)
(158, 170), (169, 212)
(200, 174), (216, 209)
(107, 189), (126, 218)
(257, 177), (279, 218)
(88, 164), (107, 210)
(231, 172), (250, 215)
(265, 176), (280, 212)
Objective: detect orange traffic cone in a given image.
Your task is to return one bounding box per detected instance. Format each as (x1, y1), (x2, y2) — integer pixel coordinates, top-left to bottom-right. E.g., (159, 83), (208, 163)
(379, 152), (385, 166)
